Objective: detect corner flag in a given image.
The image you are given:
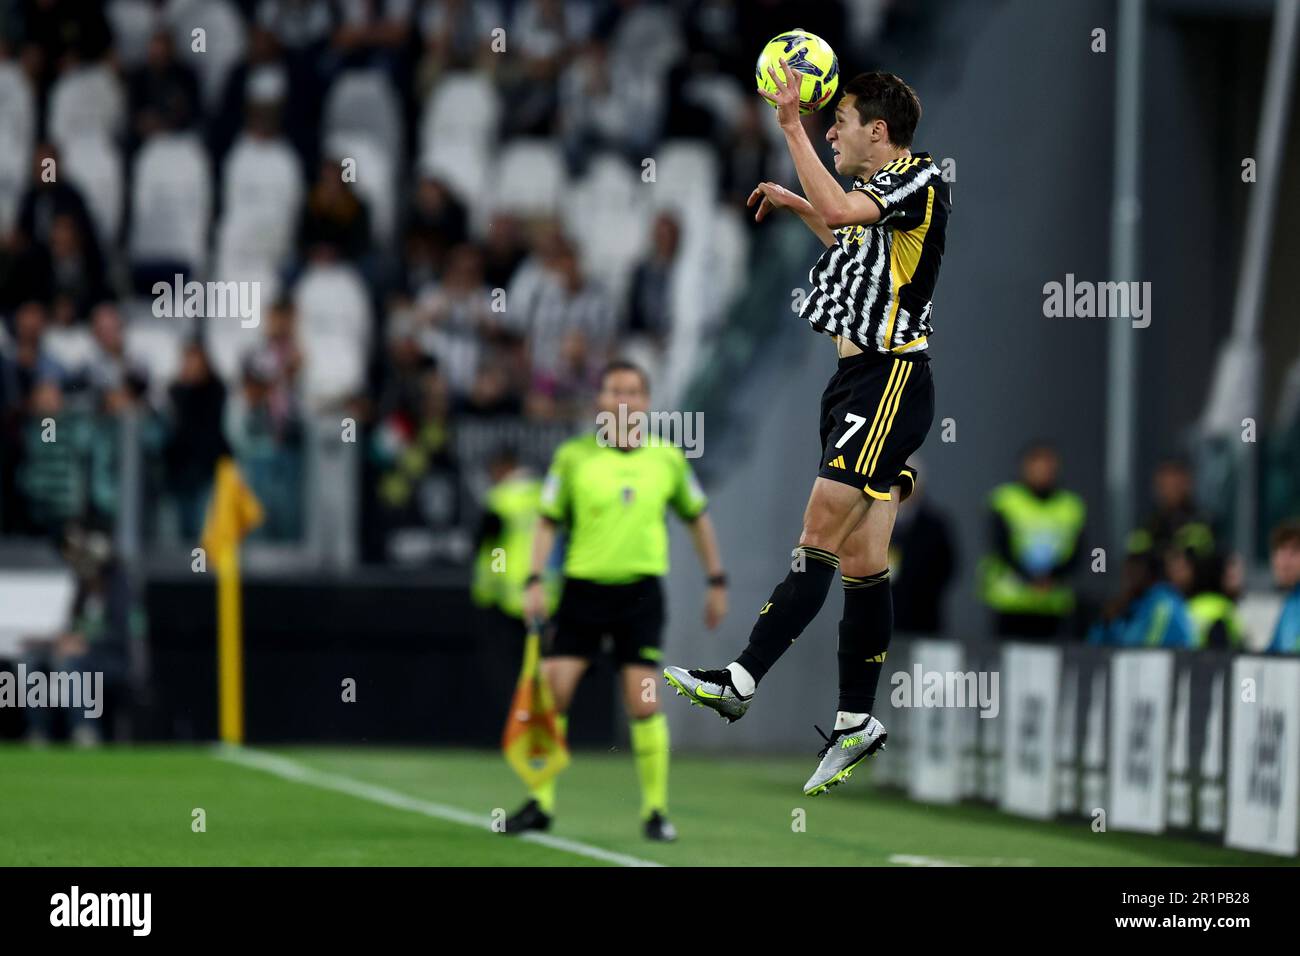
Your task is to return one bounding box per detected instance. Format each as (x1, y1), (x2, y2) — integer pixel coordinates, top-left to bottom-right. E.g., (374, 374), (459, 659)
(201, 457), (264, 745)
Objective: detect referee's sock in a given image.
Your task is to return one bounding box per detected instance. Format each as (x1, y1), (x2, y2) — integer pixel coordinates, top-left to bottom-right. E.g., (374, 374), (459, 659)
(630, 712), (669, 820)
(734, 546), (840, 686)
(836, 570), (892, 714)
(528, 714), (568, 815)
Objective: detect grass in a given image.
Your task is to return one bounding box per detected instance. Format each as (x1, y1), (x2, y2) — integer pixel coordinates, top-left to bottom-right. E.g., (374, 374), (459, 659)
(0, 745), (1293, 866)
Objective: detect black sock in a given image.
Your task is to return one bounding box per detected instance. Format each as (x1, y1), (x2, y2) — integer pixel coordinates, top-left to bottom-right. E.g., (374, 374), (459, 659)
(735, 547), (839, 684)
(837, 569), (892, 713)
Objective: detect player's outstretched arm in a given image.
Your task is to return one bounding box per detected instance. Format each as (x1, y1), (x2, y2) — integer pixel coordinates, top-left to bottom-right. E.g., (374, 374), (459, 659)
(761, 57), (881, 230)
(748, 182), (836, 247)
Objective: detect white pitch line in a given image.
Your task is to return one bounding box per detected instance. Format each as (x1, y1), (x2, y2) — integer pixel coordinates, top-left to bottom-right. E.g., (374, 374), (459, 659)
(889, 853), (1034, 867)
(215, 745), (663, 868)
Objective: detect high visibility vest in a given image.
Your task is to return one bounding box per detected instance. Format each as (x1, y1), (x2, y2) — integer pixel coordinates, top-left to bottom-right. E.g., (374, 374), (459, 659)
(1186, 592), (1243, 649)
(979, 482), (1086, 617)
(471, 477), (555, 619)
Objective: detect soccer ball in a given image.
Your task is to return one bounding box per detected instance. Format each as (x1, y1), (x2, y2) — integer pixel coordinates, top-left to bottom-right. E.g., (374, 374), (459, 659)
(756, 29), (839, 115)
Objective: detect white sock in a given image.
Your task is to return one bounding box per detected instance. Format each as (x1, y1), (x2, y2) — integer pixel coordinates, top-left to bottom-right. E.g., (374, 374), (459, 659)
(835, 711), (868, 730)
(726, 662), (755, 697)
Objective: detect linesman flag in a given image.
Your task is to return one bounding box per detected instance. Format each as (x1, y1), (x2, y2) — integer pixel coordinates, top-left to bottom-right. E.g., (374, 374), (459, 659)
(502, 624), (569, 787)
(201, 457), (264, 746)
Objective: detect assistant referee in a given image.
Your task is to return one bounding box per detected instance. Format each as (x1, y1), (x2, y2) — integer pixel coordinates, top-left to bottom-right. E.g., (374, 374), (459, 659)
(501, 359), (727, 842)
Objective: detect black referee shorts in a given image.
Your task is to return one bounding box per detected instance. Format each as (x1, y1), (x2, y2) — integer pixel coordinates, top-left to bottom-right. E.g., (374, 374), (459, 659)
(546, 576), (665, 667)
(818, 350), (934, 501)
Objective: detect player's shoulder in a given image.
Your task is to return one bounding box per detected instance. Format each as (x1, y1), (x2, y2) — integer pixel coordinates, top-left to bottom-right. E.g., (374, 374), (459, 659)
(866, 152), (941, 192)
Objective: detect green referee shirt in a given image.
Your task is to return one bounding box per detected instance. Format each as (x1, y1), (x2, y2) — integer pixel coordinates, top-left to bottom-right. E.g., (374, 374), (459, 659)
(539, 433), (708, 584)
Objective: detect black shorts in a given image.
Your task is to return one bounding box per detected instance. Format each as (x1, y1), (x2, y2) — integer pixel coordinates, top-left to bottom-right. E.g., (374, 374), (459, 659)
(818, 351), (935, 500)
(547, 576), (665, 667)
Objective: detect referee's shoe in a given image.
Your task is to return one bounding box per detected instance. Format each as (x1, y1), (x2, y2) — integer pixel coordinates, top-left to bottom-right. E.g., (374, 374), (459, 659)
(663, 666), (752, 722)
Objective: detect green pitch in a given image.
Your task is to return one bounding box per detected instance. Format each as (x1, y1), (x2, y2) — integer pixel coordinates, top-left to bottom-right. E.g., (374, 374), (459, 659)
(0, 745), (1293, 867)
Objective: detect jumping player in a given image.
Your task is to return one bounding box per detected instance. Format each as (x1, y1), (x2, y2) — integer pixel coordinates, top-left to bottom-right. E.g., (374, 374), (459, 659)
(664, 65), (950, 796)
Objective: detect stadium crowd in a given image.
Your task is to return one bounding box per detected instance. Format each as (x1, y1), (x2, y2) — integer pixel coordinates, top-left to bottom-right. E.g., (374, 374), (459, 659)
(0, 0), (894, 559)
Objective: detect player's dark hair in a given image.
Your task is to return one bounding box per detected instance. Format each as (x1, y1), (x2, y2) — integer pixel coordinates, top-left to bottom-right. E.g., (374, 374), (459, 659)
(842, 72), (921, 148)
(600, 359), (650, 393)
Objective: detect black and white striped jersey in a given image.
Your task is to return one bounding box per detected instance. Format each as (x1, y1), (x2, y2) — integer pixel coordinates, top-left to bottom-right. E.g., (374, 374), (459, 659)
(800, 152), (950, 355)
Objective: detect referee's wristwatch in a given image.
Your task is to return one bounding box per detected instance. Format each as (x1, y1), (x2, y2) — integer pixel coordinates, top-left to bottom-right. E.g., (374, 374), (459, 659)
(707, 573), (728, 588)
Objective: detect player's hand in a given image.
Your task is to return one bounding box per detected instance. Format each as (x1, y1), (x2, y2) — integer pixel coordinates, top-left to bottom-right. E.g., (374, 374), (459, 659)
(759, 56), (802, 129)
(704, 584), (728, 630)
(747, 181), (809, 222)
(523, 581), (547, 625)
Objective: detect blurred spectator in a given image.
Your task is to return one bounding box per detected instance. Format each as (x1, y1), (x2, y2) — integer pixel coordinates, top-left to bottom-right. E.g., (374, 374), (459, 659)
(212, 26), (315, 169)
(16, 0), (112, 98)
(481, 213), (527, 290)
(126, 28), (201, 145)
(1166, 527), (1243, 650)
(164, 342), (229, 539)
(401, 172), (468, 291)
(416, 0), (501, 89)
(225, 350), (303, 540)
(1266, 519), (1300, 653)
(516, 239), (616, 408)
(82, 301), (147, 402)
(297, 155), (372, 264)
(978, 442), (1086, 640)
(558, 39), (662, 169)
(720, 97), (776, 210)
(414, 242), (493, 397)
(1090, 535), (1195, 647)
(17, 142), (101, 264)
(625, 212), (680, 348)
(499, 0), (572, 137)
(46, 212), (107, 322)
(1, 300), (64, 408)
(1140, 456), (1213, 557)
(17, 378), (88, 535)
(889, 466), (958, 636)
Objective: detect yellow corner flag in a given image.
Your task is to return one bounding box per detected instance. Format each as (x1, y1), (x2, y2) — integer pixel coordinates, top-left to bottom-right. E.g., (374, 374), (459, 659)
(502, 626), (569, 788)
(200, 457), (264, 745)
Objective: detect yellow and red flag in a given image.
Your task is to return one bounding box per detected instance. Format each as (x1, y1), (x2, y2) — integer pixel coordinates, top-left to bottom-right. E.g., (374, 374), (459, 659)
(502, 627), (569, 787)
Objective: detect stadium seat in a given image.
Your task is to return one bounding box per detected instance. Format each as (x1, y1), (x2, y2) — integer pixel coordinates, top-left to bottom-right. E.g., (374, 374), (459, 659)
(648, 140), (719, 220)
(324, 131), (396, 248)
(294, 263), (372, 409)
(420, 72), (501, 157)
(217, 134), (303, 271)
(202, 264), (280, 384)
(561, 153), (649, 302)
(42, 324), (96, 376)
(48, 64), (126, 151)
(62, 134), (125, 247)
(123, 314), (185, 401)
(0, 62), (34, 233)
(166, 0), (248, 111)
(324, 69), (404, 164)
(492, 139), (565, 219)
(106, 0), (159, 69)
(128, 132), (213, 273)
